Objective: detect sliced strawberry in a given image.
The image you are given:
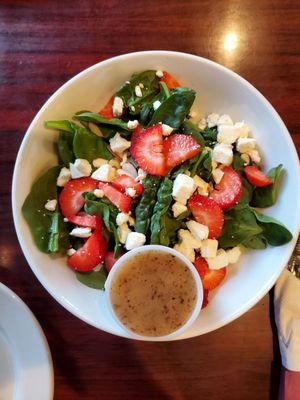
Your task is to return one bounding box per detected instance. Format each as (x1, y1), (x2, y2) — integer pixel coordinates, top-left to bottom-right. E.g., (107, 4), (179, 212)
(104, 251), (123, 273)
(194, 255), (226, 290)
(99, 96), (114, 119)
(130, 124), (166, 176)
(188, 195), (224, 239)
(98, 182), (131, 213)
(244, 166), (273, 187)
(211, 166), (242, 210)
(160, 71), (180, 89)
(67, 230), (107, 272)
(202, 289), (209, 309)
(59, 178), (98, 217)
(112, 174), (143, 196)
(164, 134), (200, 170)
(68, 213), (102, 230)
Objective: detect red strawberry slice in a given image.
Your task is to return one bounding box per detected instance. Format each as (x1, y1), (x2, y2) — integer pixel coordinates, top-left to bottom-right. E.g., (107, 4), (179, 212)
(160, 71), (180, 89)
(164, 134), (200, 170)
(104, 251), (123, 273)
(59, 177), (98, 217)
(99, 96), (115, 119)
(194, 255), (226, 290)
(244, 166), (273, 187)
(67, 230), (107, 272)
(98, 182), (131, 213)
(202, 289), (209, 309)
(68, 213), (102, 230)
(211, 166), (242, 210)
(112, 174), (143, 196)
(188, 195), (224, 239)
(130, 124), (166, 176)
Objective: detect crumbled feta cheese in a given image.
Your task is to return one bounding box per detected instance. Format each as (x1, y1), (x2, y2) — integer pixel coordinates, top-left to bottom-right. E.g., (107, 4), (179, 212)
(206, 113), (220, 128)
(162, 124), (173, 136)
(217, 114), (233, 126)
(240, 153), (250, 165)
(135, 85), (142, 98)
(206, 249), (229, 270)
(236, 138), (257, 153)
(121, 162), (138, 178)
(234, 121), (250, 138)
(67, 248), (76, 256)
(44, 199), (57, 211)
(127, 120), (139, 129)
(91, 164), (116, 182)
(109, 133), (131, 155)
(120, 152), (128, 166)
(153, 100), (161, 110)
(172, 202), (188, 218)
(174, 243), (195, 263)
(172, 174), (195, 203)
(212, 143), (233, 165)
(125, 187), (136, 197)
(227, 246), (242, 264)
(116, 212), (130, 226)
(156, 70), (164, 78)
(212, 168), (224, 184)
(193, 175), (210, 196)
(128, 215), (135, 226)
(92, 158), (108, 168)
(139, 83), (144, 89)
(57, 167), (71, 187)
(63, 218), (69, 222)
(131, 106), (136, 112)
(70, 227), (92, 238)
(135, 168), (147, 182)
(186, 220), (209, 241)
(112, 96), (124, 117)
(249, 149), (261, 164)
(201, 239), (218, 258)
(117, 223), (130, 244)
(211, 160), (218, 170)
(93, 189), (104, 198)
(198, 118), (206, 130)
(178, 229), (202, 250)
(70, 159), (92, 179)
(125, 232), (146, 250)
(217, 125), (239, 145)
(109, 159), (120, 168)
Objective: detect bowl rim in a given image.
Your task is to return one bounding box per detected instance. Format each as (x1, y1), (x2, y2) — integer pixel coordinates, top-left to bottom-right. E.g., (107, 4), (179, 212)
(12, 50), (300, 338)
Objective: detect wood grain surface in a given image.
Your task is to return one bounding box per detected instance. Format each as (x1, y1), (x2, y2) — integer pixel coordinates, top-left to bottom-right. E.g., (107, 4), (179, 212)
(0, 1), (299, 399)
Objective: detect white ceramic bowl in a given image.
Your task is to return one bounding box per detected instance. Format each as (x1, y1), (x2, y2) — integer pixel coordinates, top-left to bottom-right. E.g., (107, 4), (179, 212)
(12, 51), (300, 340)
(105, 245), (203, 341)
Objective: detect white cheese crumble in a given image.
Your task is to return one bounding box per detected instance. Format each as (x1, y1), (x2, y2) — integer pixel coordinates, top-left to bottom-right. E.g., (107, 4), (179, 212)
(127, 120), (139, 129)
(162, 124), (173, 136)
(57, 167), (71, 187)
(69, 159), (92, 179)
(201, 239), (218, 258)
(186, 220), (209, 241)
(125, 232), (146, 250)
(67, 248), (76, 256)
(172, 174), (195, 204)
(70, 227), (92, 238)
(112, 96), (123, 117)
(212, 143), (233, 165)
(109, 133), (131, 155)
(206, 249), (229, 270)
(125, 187), (136, 198)
(156, 70), (164, 78)
(212, 168), (224, 184)
(93, 189), (104, 198)
(153, 100), (161, 110)
(116, 212), (130, 226)
(91, 164), (116, 182)
(135, 85), (142, 98)
(44, 199), (57, 211)
(92, 158), (108, 168)
(172, 202), (188, 218)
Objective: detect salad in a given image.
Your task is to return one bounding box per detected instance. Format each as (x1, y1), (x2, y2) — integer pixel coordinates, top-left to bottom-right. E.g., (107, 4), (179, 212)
(22, 69), (292, 307)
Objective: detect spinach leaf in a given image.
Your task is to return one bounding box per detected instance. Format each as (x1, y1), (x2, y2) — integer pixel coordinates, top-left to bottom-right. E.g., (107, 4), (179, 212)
(135, 175), (161, 235)
(251, 164), (284, 208)
(150, 177), (173, 245)
(76, 267), (107, 290)
(252, 210), (292, 246)
(116, 70), (160, 115)
(218, 205), (263, 248)
(232, 153), (245, 175)
(73, 125), (112, 162)
(201, 126), (218, 147)
(22, 166), (62, 253)
(74, 112), (131, 134)
(57, 131), (74, 166)
(139, 92), (160, 126)
(181, 120), (205, 147)
(84, 193), (120, 257)
(48, 212), (70, 253)
(176, 209), (191, 220)
(160, 81), (170, 98)
(235, 177), (253, 208)
(149, 87), (196, 130)
(44, 120), (76, 133)
(159, 213), (183, 246)
(242, 234), (268, 249)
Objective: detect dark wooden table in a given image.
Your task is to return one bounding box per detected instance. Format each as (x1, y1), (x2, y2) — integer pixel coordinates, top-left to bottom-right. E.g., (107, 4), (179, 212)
(0, 1), (299, 399)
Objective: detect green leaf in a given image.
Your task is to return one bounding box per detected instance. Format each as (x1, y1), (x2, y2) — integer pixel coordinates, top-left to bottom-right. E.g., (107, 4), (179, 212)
(73, 125), (112, 162)
(201, 126), (218, 147)
(251, 164), (284, 208)
(149, 87), (196, 130)
(242, 234), (267, 249)
(235, 177), (253, 208)
(45, 120), (76, 133)
(218, 205), (263, 248)
(139, 92), (160, 126)
(159, 81), (170, 98)
(181, 120), (205, 147)
(74, 112), (131, 134)
(252, 210), (292, 246)
(150, 177), (173, 245)
(57, 131), (74, 166)
(116, 70), (160, 115)
(83, 193), (121, 257)
(48, 212), (70, 253)
(135, 175), (161, 235)
(159, 213), (183, 246)
(232, 153), (245, 175)
(22, 166), (62, 253)
(76, 267), (107, 290)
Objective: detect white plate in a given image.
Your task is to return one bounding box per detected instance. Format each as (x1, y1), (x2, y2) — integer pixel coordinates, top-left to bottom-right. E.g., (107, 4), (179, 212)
(12, 51), (300, 340)
(0, 283), (53, 399)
